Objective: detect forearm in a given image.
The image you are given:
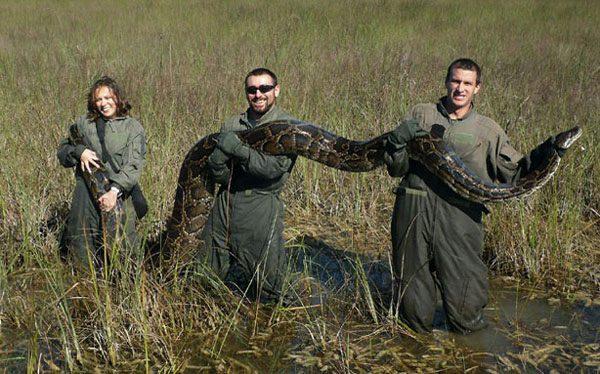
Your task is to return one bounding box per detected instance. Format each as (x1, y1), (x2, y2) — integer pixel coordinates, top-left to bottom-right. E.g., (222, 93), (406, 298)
(241, 149), (293, 180)
(216, 130), (292, 179)
(498, 137), (555, 185)
(109, 165), (143, 192)
(384, 119), (423, 178)
(57, 138), (87, 168)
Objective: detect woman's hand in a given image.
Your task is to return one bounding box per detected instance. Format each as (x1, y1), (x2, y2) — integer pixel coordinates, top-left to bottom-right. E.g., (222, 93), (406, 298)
(98, 190), (118, 212)
(80, 149), (101, 173)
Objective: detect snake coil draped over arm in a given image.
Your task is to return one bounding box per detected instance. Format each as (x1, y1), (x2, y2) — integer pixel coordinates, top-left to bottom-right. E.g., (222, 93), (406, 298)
(162, 120), (582, 253)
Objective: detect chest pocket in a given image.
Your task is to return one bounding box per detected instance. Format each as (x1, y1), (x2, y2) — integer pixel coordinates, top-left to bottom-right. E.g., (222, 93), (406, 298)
(104, 130), (130, 170)
(446, 131), (481, 160)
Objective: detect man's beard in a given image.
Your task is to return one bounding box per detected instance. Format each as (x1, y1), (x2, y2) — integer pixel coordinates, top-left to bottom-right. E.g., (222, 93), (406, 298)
(250, 99), (274, 117)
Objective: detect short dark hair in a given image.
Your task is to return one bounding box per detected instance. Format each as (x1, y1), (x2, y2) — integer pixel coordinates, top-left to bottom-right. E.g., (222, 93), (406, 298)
(86, 76), (131, 120)
(446, 58), (481, 84)
(245, 67), (278, 87)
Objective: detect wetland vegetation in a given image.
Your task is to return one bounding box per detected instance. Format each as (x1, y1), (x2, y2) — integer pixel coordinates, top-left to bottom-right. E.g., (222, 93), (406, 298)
(0, 0), (598, 371)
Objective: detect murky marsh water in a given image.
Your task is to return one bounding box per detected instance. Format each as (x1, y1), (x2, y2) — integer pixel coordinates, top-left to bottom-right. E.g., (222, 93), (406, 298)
(1, 236), (597, 371)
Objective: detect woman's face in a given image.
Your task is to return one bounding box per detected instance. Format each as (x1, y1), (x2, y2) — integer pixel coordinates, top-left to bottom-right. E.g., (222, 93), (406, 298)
(94, 86), (118, 119)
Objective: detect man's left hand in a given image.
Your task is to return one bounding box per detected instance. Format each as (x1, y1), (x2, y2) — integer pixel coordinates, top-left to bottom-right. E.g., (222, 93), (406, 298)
(217, 132), (250, 160)
(98, 190), (119, 212)
(217, 132), (242, 154)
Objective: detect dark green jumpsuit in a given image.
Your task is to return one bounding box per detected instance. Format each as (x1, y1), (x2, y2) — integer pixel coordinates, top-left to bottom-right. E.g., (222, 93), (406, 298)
(57, 115), (146, 267)
(199, 106), (297, 303)
(386, 99), (555, 333)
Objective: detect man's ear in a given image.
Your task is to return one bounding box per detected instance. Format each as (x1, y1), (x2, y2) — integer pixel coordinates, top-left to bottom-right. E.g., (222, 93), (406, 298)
(274, 84), (280, 98)
(474, 82), (481, 95)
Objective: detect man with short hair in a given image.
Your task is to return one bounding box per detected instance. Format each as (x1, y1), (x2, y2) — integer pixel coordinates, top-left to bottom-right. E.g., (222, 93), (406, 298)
(384, 58), (560, 333)
(200, 68), (297, 303)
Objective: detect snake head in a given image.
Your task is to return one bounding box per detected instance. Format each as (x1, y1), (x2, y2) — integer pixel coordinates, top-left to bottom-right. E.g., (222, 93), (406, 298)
(554, 126), (582, 150)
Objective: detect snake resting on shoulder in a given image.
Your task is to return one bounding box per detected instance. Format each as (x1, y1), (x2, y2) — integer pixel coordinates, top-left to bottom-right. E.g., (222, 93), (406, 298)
(159, 120), (581, 252)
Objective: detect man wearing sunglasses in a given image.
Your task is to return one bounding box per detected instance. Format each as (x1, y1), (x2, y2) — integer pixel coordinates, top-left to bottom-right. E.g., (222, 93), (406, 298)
(199, 67), (298, 304)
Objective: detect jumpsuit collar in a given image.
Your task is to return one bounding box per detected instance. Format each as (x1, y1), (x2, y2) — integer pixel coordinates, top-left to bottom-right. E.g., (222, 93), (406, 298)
(93, 115), (129, 131)
(241, 105), (283, 128)
(105, 116), (127, 131)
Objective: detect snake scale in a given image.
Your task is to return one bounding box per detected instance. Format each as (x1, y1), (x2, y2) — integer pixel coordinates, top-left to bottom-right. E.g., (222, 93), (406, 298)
(162, 120), (582, 251)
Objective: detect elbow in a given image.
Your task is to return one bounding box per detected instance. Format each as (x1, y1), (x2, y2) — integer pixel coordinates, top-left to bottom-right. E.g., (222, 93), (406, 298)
(57, 152), (74, 168)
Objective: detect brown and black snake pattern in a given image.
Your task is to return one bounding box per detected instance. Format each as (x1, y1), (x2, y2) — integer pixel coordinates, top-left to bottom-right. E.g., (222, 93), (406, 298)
(162, 120), (582, 251)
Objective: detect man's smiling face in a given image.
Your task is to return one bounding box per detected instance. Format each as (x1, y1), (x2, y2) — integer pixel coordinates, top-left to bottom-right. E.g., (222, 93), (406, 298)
(445, 68), (480, 112)
(245, 74), (280, 115)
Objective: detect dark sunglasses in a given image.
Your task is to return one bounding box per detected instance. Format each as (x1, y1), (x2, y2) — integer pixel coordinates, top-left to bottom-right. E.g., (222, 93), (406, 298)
(245, 84), (275, 95)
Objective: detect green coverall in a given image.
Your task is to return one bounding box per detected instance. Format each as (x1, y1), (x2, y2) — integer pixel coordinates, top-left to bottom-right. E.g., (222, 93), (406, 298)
(57, 115), (146, 267)
(199, 106), (297, 303)
(386, 99), (556, 333)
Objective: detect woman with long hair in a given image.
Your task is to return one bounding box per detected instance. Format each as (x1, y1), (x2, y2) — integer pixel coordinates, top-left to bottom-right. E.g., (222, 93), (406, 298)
(57, 76), (146, 269)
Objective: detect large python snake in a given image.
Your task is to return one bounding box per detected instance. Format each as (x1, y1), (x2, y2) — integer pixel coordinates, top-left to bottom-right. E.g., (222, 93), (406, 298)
(161, 120), (581, 251)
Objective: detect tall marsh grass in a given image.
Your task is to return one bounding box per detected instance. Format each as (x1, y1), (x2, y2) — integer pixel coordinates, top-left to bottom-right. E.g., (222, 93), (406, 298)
(0, 0), (598, 370)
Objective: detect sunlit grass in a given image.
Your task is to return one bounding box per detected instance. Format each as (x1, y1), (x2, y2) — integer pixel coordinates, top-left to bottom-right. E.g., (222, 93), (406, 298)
(0, 0), (598, 371)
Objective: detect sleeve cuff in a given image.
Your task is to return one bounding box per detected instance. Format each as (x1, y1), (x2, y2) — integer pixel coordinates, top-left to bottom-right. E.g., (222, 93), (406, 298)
(73, 144), (87, 160)
(109, 183), (124, 197)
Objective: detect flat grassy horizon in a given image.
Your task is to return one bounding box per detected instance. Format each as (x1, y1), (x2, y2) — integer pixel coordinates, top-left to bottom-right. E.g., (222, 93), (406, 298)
(0, 0), (598, 371)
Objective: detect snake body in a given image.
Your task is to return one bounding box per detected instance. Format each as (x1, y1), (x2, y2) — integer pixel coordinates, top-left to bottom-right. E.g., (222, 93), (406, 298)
(163, 120), (581, 251)
(407, 125), (582, 204)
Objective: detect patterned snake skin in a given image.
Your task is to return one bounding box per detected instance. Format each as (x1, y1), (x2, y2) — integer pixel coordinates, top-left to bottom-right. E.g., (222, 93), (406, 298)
(162, 120), (581, 251)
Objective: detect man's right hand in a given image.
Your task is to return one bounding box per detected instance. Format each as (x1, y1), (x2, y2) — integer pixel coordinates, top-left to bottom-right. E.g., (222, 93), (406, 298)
(80, 149), (100, 173)
(388, 119), (428, 149)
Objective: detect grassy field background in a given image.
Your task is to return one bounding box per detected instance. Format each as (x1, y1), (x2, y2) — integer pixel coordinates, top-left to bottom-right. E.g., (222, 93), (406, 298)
(0, 0), (598, 371)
